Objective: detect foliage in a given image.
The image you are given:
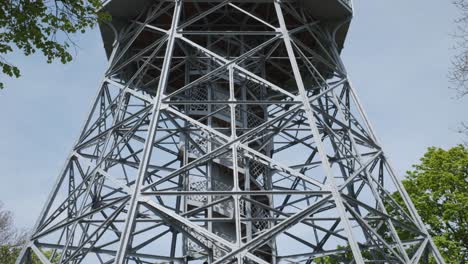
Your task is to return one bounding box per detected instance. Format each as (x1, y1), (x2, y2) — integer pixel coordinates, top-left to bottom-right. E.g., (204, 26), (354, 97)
(0, 245), (60, 264)
(0, 201), (60, 263)
(0, 0), (109, 89)
(311, 146), (467, 263)
(313, 246), (353, 264)
(0, 245), (23, 264)
(451, 0), (468, 98)
(459, 123), (468, 147)
(0, 202), (27, 246)
(451, 1), (468, 140)
(0, 201), (27, 263)
(395, 145), (468, 263)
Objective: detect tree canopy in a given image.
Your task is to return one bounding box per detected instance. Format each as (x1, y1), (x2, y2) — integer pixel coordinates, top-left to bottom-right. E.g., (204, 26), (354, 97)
(451, 1), (468, 140)
(398, 145), (468, 263)
(0, 0), (108, 89)
(451, 0), (468, 98)
(0, 202), (28, 264)
(314, 145), (467, 263)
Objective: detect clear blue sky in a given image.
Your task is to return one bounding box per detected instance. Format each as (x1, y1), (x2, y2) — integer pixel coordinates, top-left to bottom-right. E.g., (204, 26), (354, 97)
(0, 0), (466, 230)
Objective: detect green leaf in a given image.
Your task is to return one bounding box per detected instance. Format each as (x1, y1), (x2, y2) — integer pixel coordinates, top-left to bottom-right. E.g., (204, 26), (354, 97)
(391, 145), (468, 263)
(0, 0), (107, 90)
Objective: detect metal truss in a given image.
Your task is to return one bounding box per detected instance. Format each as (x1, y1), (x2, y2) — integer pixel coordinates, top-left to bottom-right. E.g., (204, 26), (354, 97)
(17, 0), (445, 263)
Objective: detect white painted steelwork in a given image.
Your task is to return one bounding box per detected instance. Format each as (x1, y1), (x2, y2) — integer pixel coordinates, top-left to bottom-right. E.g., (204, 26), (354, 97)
(17, 1), (445, 263)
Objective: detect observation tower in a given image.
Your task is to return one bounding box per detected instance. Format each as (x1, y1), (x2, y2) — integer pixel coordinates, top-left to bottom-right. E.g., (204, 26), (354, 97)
(17, 0), (445, 263)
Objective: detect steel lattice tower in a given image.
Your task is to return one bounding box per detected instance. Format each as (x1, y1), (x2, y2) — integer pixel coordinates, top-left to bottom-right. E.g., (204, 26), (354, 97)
(17, 0), (446, 263)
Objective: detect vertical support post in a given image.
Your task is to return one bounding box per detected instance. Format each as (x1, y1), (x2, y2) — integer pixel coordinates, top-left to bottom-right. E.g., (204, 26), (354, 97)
(229, 65), (243, 263)
(273, 1), (365, 263)
(113, 2), (182, 263)
(206, 33), (214, 263)
(240, 49), (253, 246)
